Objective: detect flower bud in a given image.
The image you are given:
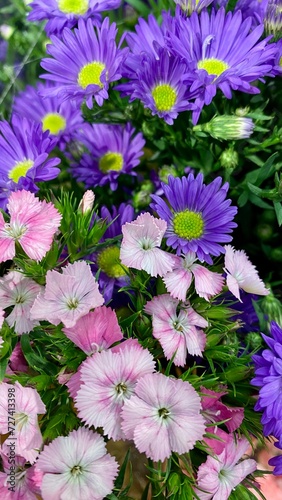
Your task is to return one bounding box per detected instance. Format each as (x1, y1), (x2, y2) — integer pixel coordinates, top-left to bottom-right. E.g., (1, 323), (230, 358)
(194, 115), (254, 140)
(261, 291), (282, 327)
(132, 181), (154, 209)
(265, 1), (282, 40)
(167, 472), (181, 495)
(220, 148), (239, 169)
(159, 165), (178, 183)
(235, 107), (250, 117)
(78, 190), (95, 214)
(224, 365), (251, 383)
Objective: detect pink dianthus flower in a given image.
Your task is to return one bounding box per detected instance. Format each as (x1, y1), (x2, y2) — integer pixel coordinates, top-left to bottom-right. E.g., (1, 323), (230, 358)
(62, 306), (123, 354)
(0, 190), (61, 262)
(120, 212), (176, 277)
(145, 293), (208, 366)
(224, 245), (269, 301)
(121, 372), (206, 462)
(0, 382), (46, 463)
(0, 453), (43, 500)
(195, 436), (256, 499)
(201, 386), (244, 433)
(35, 427), (118, 500)
(75, 342), (155, 440)
(30, 261), (104, 327)
(0, 270), (42, 334)
(163, 252), (224, 301)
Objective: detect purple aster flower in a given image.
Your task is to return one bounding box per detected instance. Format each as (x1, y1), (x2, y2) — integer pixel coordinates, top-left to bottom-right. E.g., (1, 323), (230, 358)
(150, 173), (237, 264)
(70, 122), (145, 190)
(0, 115), (60, 210)
(117, 49), (197, 125)
(91, 203), (135, 303)
(28, 0), (121, 36)
(167, 8), (277, 123)
(40, 18), (128, 109)
(252, 322), (282, 445)
(13, 82), (84, 150)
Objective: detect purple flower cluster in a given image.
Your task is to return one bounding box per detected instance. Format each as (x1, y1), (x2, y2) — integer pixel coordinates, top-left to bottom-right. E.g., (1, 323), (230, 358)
(117, 6), (279, 124)
(252, 322), (282, 474)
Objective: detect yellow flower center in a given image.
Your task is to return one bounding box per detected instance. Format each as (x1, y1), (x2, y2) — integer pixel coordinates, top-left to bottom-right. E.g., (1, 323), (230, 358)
(97, 246), (127, 278)
(197, 58), (229, 77)
(279, 56), (282, 67)
(173, 210), (204, 240)
(42, 113), (66, 135)
(77, 61), (105, 89)
(99, 152), (123, 173)
(9, 159), (34, 183)
(57, 0), (89, 15)
(152, 84), (177, 112)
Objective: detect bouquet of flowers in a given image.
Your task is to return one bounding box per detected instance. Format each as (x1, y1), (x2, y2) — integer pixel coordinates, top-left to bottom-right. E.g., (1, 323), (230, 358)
(0, 0), (282, 498)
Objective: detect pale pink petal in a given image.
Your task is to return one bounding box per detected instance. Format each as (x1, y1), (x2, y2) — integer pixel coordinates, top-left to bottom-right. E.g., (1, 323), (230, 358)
(163, 267), (193, 301)
(0, 212), (15, 262)
(224, 245), (269, 301)
(226, 273), (241, 301)
(184, 326), (206, 356)
(192, 264), (224, 300)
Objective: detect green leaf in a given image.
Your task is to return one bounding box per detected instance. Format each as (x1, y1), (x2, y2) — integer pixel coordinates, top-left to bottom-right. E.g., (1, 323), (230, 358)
(0, 358), (9, 382)
(274, 201), (282, 226)
(237, 190), (249, 207)
(20, 335), (58, 375)
(256, 152), (279, 186)
(114, 449), (130, 491)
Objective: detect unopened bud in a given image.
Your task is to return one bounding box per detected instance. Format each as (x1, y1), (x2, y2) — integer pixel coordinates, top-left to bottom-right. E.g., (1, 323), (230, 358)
(194, 115), (254, 140)
(132, 181), (153, 209)
(265, 1), (282, 40)
(78, 190), (95, 214)
(235, 107), (250, 117)
(220, 148), (239, 169)
(168, 472), (181, 494)
(224, 365), (251, 383)
(159, 165), (177, 183)
(261, 291), (282, 327)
